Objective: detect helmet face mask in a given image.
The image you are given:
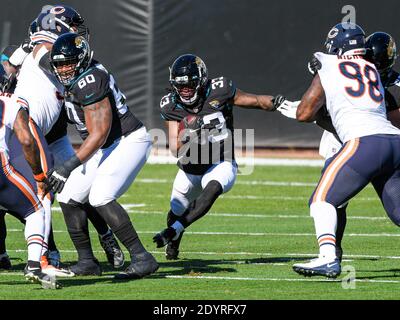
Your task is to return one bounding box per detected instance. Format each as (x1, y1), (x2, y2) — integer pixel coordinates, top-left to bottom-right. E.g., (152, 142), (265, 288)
(169, 54), (208, 106)
(50, 34), (92, 87)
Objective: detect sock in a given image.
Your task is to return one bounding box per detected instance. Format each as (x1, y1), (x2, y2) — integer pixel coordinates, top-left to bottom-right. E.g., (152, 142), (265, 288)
(60, 201), (95, 261)
(47, 225), (58, 252)
(40, 197), (52, 257)
(336, 204), (348, 249)
(84, 203), (110, 235)
(95, 200), (146, 256)
(310, 201), (337, 259)
(25, 210), (45, 263)
(178, 180), (222, 228)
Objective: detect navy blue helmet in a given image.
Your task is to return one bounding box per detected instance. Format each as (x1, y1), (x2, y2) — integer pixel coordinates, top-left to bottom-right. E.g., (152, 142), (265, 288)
(35, 5), (89, 40)
(324, 23), (366, 55)
(365, 32), (397, 73)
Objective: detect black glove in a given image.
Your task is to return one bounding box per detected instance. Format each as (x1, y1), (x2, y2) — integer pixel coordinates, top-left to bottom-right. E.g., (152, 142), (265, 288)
(21, 37), (34, 54)
(271, 95), (286, 111)
(308, 56), (322, 76)
(47, 155), (81, 193)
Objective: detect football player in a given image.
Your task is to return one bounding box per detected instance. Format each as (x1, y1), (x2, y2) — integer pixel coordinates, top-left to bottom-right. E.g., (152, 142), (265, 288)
(48, 33), (159, 279)
(7, 5), (125, 273)
(152, 54), (284, 260)
(289, 23), (400, 278)
(0, 63), (58, 288)
(277, 31), (400, 262)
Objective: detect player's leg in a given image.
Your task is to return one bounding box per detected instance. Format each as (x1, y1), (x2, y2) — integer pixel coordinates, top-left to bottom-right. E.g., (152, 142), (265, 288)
(0, 156), (59, 287)
(84, 203), (124, 269)
(0, 211), (11, 270)
(49, 135), (121, 267)
(335, 203), (348, 262)
(372, 170), (400, 227)
(293, 138), (377, 278)
(154, 161), (237, 252)
(88, 128), (158, 279)
(57, 156), (101, 276)
(153, 169), (202, 258)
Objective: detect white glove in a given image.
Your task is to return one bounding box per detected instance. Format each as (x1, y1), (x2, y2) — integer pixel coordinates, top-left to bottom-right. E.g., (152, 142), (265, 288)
(276, 100), (301, 119)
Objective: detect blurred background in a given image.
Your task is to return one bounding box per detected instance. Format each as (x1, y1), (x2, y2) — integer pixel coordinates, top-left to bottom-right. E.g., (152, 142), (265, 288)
(1, 0), (399, 148)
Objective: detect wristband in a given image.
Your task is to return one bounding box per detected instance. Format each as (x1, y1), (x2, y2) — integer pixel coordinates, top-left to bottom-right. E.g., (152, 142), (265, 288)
(64, 155), (82, 172)
(33, 172), (46, 182)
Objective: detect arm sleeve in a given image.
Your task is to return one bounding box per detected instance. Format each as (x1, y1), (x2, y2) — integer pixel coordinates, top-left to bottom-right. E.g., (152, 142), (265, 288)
(71, 69), (111, 107)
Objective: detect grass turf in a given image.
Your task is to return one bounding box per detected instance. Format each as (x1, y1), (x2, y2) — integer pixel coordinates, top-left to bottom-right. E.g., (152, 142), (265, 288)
(1, 164), (399, 300)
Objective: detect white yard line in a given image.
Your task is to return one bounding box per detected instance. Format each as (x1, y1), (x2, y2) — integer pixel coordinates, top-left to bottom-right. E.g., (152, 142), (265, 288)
(49, 206), (386, 221)
(6, 229), (400, 237)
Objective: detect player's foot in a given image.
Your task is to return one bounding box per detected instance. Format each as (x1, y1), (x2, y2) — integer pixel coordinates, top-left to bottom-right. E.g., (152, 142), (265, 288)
(98, 230), (125, 268)
(24, 264), (61, 289)
(336, 246), (343, 262)
(293, 255), (341, 278)
(0, 253), (11, 270)
(165, 231), (184, 260)
(69, 258), (102, 276)
(153, 227), (177, 248)
(41, 255), (75, 277)
(114, 252), (159, 280)
(48, 250), (61, 268)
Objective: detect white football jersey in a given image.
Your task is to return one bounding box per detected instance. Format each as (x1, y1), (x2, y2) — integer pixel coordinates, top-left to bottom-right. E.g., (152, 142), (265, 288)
(315, 52), (400, 143)
(14, 51), (64, 135)
(0, 94), (28, 159)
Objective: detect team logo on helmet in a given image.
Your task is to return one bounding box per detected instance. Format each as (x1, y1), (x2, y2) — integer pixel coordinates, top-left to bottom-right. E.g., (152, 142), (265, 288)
(75, 36), (84, 48)
(327, 27), (339, 39)
(50, 6), (66, 15)
(387, 38), (397, 59)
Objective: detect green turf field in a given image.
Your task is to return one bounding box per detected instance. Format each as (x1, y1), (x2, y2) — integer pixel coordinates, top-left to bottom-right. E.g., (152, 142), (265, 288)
(1, 163), (400, 300)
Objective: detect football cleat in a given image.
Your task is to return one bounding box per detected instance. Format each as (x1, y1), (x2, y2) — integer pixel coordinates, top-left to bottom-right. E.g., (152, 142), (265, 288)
(114, 252), (159, 280)
(24, 265), (61, 289)
(69, 258), (102, 276)
(153, 227), (177, 248)
(0, 253), (11, 270)
(98, 230), (125, 269)
(48, 250), (61, 268)
(293, 255), (341, 278)
(41, 255), (75, 278)
(165, 231), (184, 260)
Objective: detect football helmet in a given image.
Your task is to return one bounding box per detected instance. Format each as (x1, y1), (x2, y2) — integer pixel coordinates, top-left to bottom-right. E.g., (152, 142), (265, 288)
(169, 54), (208, 106)
(324, 23), (366, 56)
(50, 33), (93, 86)
(365, 32), (397, 74)
(35, 5), (89, 40)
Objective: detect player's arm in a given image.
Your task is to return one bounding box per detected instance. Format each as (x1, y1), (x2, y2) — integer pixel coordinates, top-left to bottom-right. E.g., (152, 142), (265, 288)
(233, 89), (282, 111)
(77, 97), (112, 162)
(296, 74), (325, 122)
(166, 120), (182, 157)
(13, 109), (49, 197)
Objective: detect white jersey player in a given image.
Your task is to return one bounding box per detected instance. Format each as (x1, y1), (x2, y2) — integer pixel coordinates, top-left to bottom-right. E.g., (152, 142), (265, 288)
(289, 23), (400, 278)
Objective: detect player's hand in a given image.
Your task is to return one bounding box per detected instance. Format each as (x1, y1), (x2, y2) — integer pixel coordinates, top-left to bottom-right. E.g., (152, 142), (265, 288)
(33, 173), (51, 200)
(276, 100), (301, 119)
(21, 37), (34, 54)
(308, 56), (321, 76)
(47, 165), (72, 194)
(271, 95), (286, 111)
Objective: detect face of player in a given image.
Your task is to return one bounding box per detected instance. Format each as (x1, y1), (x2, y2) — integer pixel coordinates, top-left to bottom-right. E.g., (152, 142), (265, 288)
(55, 60), (77, 85)
(172, 78), (201, 104)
